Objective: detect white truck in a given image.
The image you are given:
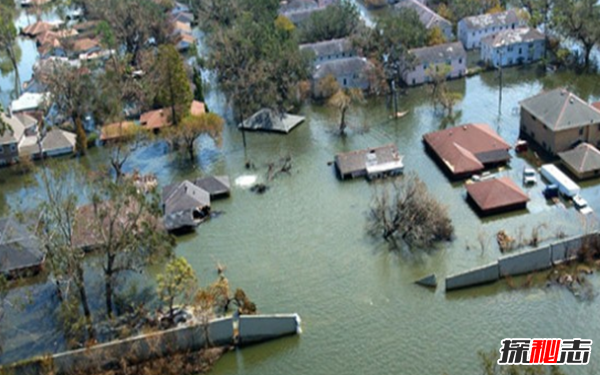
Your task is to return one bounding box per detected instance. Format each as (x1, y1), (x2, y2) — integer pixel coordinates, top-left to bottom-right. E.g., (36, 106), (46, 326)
(540, 164), (580, 198)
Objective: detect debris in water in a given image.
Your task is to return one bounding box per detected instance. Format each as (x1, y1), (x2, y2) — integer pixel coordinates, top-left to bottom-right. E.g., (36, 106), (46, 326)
(235, 175), (257, 188)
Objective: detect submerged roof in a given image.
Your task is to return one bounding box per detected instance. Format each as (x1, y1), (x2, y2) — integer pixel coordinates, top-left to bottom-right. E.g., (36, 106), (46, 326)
(461, 9), (521, 30)
(140, 108), (170, 130)
(300, 38), (353, 59)
(482, 27), (544, 48)
(0, 112), (26, 146)
(409, 42), (466, 64)
(314, 57), (373, 79)
(193, 176), (231, 197)
(559, 143), (600, 174)
(239, 108), (305, 133)
(0, 217), (44, 275)
(466, 177), (529, 212)
(395, 0), (451, 30)
(423, 123), (511, 176)
(22, 21), (54, 36)
(520, 88), (600, 131)
(42, 128), (76, 152)
(162, 180), (211, 216)
(335, 144), (402, 176)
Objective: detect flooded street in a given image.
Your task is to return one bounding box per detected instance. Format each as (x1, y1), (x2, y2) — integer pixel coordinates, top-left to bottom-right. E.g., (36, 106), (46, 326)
(2, 3), (600, 375)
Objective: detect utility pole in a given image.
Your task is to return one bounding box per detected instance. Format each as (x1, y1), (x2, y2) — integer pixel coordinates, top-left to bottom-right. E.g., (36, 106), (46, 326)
(498, 49), (503, 115)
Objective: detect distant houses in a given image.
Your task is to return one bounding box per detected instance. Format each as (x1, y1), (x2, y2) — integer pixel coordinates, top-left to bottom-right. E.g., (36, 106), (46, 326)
(481, 27), (545, 67)
(395, 0), (453, 41)
(279, 0), (338, 24)
(466, 177), (529, 215)
(334, 144), (404, 180)
(299, 38), (355, 65)
(239, 109), (305, 134)
(458, 9), (526, 50)
(423, 123), (511, 179)
(402, 42), (467, 86)
(559, 143), (600, 180)
(519, 88), (600, 155)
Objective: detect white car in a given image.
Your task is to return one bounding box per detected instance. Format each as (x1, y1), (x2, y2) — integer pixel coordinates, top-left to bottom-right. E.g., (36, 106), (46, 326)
(523, 168), (536, 185)
(573, 195), (593, 215)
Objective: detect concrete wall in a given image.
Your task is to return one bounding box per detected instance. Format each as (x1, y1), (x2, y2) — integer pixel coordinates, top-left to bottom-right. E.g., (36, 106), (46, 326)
(238, 314), (301, 346)
(445, 262), (499, 291)
(498, 245), (552, 277)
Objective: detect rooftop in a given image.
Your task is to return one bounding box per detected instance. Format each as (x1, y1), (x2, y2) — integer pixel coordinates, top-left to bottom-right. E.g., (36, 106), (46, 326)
(239, 108), (305, 133)
(140, 108), (170, 130)
(22, 21), (55, 36)
(461, 9), (521, 30)
(520, 88), (600, 131)
(0, 217), (44, 276)
(11, 92), (48, 113)
(466, 177), (529, 213)
(409, 41), (466, 64)
(335, 144), (402, 177)
(558, 143), (600, 175)
(162, 180), (211, 215)
(100, 121), (138, 141)
(423, 123), (511, 177)
(193, 176), (231, 198)
(314, 56), (373, 80)
(41, 128), (76, 153)
(395, 0), (451, 29)
(0, 112), (26, 146)
(481, 27), (544, 48)
(299, 38), (353, 59)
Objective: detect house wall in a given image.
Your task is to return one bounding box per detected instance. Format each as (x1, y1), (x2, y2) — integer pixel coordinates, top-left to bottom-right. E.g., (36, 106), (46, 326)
(481, 39), (545, 67)
(520, 108), (600, 155)
(313, 50), (356, 65)
(403, 57), (467, 86)
(458, 20), (523, 50)
(0, 141), (19, 166)
(45, 146), (74, 157)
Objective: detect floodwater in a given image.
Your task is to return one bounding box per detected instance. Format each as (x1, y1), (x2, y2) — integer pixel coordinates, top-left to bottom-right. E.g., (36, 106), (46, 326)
(2, 3), (600, 375)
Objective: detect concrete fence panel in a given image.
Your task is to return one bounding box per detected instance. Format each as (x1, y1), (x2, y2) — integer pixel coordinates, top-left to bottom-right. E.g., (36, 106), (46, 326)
(238, 314), (300, 346)
(499, 246), (552, 277)
(445, 262), (499, 291)
(208, 317), (234, 347)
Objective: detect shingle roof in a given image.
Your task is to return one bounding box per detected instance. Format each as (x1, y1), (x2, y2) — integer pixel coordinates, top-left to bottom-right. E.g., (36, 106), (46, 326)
(520, 88), (600, 131)
(162, 180), (211, 216)
(423, 123), (511, 176)
(314, 57), (373, 80)
(466, 177), (529, 212)
(193, 176), (231, 198)
(0, 217), (44, 275)
(395, 0), (451, 30)
(0, 112), (25, 146)
(461, 9), (521, 30)
(140, 108), (170, 130)
(481, 27), (544, 48)
(558, 143), (600, 174)
(300, 38), (353, 59)
(42, 128), (76, 153)
(239, 108), (305, 133)
(335, 144), (401, 176)
(22, 21), (54, 36)
(409, 42), (466, 64)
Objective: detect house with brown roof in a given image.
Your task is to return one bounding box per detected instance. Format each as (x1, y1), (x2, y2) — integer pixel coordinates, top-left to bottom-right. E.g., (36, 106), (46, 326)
(140, 101), (205, 131)
(519, 88), (600, 155)
(334, 144), (404, 180)
(558, 143), (600, 180)
(466, 177), (529, 215)
(21, 21), (55, 37)
(423, 123), (511, 179)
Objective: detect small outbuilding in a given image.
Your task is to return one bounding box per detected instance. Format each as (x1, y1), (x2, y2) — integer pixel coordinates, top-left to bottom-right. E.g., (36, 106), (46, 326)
(423, 123), (511, 179)
(193, 176), (231, 199)
(558, 143), (600, 180)
(334, 144), (404, 180)
(466, 177), (529, 215)
(162, 180), (211, 232)
(239, 109), (305, 134)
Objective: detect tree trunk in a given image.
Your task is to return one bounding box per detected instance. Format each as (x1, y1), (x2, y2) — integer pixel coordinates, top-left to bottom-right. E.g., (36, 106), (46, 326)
(340, 107), (347, 135)
(105, 253), (115, 317)
(583, 42), (593, 70)
(75, 268), (94, 339)
(188, 142), (195, 163)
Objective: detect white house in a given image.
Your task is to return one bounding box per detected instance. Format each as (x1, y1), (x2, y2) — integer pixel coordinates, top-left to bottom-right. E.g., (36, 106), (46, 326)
(299, 38), (355, 65)
(402, 42), (467, 86)
(10, 92), (49, 114)
(313, 57), (374, 96)
(458, 9), (526, 50)
(481, 27), (545, 67)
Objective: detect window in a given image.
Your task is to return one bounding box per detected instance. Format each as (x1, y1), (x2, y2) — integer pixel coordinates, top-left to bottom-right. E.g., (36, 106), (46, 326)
(579, 128), (584, 136)
(446, 59), (451, 65)
(531, 114), (537, 121)
(343, 78), (347, 86)
(423, 63), (428, 70)
(512, 23), (515, 29)
(10, 144), (16, 152)
(412, 78), (416, 85)
(519, 47), (522, 54)
(508, 46), (514, 52)
(0, 146), (3, 154)
(459, 58), (463, 64)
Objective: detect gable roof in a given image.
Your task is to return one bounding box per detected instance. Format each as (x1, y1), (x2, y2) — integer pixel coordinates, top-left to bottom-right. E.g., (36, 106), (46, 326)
(193, 176), (231, 197)
(42, 128), (76, 152)
(481, 27), (544, 48)
(300, 38), (353, 59)
(70, 38), (101, 53)
(22, 21), (54, 36)
(395, 0), (451, 30)
(460, 9), (521, 30)
(0, 217), (44, 275)
(558, 143), (600, 174)
(11, 92), (48, 113)
(335, 144), (402, 176)
(0, 112), (26, 146)
(423, 123), (511, 176)
(520, 88), (600, 131)
(140, 108), (170, 130)
(314, 56), (373, 80)
(162, 180), (211, 216)
(466, 177), (529, 212)
(409, 42), (466, 64)
(239, 108), (305, 133)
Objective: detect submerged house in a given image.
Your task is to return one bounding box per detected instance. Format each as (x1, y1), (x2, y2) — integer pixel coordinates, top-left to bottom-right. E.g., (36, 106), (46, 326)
(423, 123), (511, 179)
(193, 176), (231, 199)
(519, 88), (600, 155)
(402, 42), (467, 86)
(481, 27), (545, 68)
(458, 9), (525, 50)
(395, 0), (453, 40)
(162, 180), (211, 232)
(334, 144), (404, 180)
(0, 217), (45, 279)
(239, 109), (305, 133)
(0, 112), (26, 167)
(558, 143), (600, 180)
(299, 38), (355, 65)
(466, 177), (529, 215)
(313, 57), (374, 96)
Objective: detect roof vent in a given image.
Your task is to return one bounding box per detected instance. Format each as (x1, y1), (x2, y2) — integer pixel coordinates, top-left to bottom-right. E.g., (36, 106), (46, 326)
(569, 97), (574, 104)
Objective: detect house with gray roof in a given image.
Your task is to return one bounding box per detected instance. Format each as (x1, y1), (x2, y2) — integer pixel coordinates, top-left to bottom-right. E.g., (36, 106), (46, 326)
(193, 176), (231, 199)
(313, 57), (374, 96)
(280, 0), (338, 24)
(334, 144), (404, 180)
(481, 27), (545, 67)
(0, 112), (26, 166)
(239, 109), (305, 133)
(519, 88), (600, 155)
(162, 180), (211, 232)
(402, 42), (467, 86)
(559, 143), (600, 180)
(0, 217), (45, 279)
(395, 0), (453, 41)
(18, 128), (76, 159)
(458, 9), (526, 50)
(299, 38), (355, 65)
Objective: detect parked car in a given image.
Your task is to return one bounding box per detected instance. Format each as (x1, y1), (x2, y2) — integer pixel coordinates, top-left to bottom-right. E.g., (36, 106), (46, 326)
(573, 195), (593, 215)
(523, 167), (536, 185)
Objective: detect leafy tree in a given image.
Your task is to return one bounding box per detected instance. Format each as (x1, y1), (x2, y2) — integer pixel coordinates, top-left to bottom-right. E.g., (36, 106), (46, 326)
(0, 103), (10, 137)
(232, 288), (256, 315)
(299, 2), (361, 44)
(316, 74), (340, 99)
(168, 113), (224, 163)
(367, 173), (454, 250)
(327, 88), (364, 136)
(152, 44), (193, 126)
(157, 257), (198, 321)
(74, 116), (87, 155)
(192, 67), (206, 105)
(426, 65), (463, 116)
(0, 0), (21, 96)
(552, 0), (600, 69)
(427, 26), (447, 46)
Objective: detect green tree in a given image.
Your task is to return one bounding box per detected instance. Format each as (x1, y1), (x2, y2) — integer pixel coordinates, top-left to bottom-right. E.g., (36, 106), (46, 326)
(192, 67), (205, 104)
(0, 103), (10, 137)
(299, 2), (361, 43)
(0, 0), (21, 96)
(553, 0), (600, 69)
(426, 65), (463, 116)
(74, 116), (87, 156)
(152, 44), (193, 126)
(427, 26), (447, 46)
(157, 257), (198, 321)
(168, 112), (224, 163)
(327, 88), (364, 136)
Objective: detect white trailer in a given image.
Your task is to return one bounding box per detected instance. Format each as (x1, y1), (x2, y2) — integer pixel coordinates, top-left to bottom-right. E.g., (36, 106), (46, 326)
(540, 164), (580, 198)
